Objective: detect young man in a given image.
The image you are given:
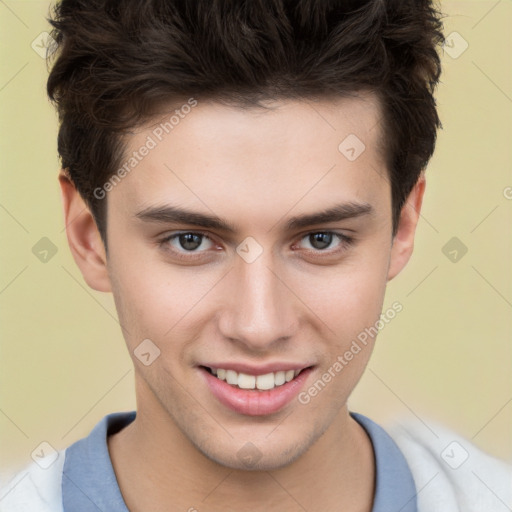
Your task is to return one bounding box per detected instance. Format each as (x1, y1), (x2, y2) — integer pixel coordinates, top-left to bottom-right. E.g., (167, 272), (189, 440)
(1, 0), (511, 511)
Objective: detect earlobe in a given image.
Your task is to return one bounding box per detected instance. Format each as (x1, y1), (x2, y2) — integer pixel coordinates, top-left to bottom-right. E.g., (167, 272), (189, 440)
(59, 169), (112, 292)
(387, 175), (426, 281)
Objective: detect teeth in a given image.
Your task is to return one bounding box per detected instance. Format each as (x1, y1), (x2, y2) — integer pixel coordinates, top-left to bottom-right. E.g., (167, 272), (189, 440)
(274, 371), (286, 386)
(256, 373), (275, 390)
(226, 369), (238, 385)
(238, 373), (256, 389)
(210, 367), (304, 390)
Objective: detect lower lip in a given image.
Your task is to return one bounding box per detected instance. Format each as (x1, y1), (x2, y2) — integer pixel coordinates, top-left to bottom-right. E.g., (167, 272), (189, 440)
(200, 366), (313, 416)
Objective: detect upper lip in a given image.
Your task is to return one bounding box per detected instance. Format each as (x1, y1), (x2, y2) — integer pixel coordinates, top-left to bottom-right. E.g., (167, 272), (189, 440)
(199, 362), (314, 376)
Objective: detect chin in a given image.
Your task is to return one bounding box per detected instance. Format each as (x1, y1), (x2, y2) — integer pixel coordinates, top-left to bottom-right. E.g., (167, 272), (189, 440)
(195, 429), (319, 472)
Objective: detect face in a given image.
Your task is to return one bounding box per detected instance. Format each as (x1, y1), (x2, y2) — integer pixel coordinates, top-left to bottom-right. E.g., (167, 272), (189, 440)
(67, 94), (419, 471)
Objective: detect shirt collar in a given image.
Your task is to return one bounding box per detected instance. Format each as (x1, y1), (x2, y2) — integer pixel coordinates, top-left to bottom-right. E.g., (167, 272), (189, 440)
(62, 410), (417, 511)
(62, 411), (134, 512)
(350, 412), (418, 512)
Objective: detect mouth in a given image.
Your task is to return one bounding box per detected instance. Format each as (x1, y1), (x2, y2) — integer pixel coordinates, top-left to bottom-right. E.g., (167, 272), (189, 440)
(201, 366), (310, 391)
(199, 364), (315, 416)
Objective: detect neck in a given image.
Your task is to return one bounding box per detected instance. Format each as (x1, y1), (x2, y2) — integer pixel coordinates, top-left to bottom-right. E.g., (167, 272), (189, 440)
(108, 395), (375, 512)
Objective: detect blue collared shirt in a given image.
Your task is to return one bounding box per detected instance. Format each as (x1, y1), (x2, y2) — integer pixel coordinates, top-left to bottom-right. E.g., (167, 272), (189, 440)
(62, 410), (417, 511)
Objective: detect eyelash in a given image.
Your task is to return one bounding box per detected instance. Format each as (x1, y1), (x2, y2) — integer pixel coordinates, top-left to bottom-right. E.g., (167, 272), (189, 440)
(158, 230), (354, 261)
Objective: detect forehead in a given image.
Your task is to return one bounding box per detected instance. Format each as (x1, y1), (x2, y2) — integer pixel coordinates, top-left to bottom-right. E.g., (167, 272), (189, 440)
(111, 94), (387, 222)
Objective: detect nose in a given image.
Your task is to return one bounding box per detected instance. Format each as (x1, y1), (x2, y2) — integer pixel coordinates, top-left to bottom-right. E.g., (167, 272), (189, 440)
(217, 253), (299, 351)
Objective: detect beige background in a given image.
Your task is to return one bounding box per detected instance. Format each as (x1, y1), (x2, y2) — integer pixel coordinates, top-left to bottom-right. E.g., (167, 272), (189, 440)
(1, 0), (511, 483)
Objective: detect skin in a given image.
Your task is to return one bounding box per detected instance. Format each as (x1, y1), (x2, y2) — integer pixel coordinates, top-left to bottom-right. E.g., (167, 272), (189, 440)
(59, 93), (425, 512)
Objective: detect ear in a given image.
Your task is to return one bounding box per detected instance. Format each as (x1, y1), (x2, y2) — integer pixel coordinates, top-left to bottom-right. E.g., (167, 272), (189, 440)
(59, 169), (112, 292)
(387, 174), (426, 281)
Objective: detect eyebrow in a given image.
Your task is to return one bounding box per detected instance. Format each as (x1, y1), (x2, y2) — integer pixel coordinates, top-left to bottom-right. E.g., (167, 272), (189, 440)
(134, 201), (373, 233)
(284, 202), (373, 231)
(135, 204), (238, 233)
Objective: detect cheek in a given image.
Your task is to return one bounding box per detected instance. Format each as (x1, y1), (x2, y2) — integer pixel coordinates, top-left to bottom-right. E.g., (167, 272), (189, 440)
(296, 264), (388, 409)
(293, 249), (390, 343)
(108, 250), (221, 346)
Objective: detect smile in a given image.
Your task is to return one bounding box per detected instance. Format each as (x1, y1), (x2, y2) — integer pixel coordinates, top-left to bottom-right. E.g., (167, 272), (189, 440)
(204, 366), (306, 391)
(199, 365), (314, 416)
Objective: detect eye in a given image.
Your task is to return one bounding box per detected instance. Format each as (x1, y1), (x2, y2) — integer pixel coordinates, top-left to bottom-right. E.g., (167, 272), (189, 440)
(304, 232), (335, 250)
(160, 232), (215, 253)
(295, 231), (353, 253)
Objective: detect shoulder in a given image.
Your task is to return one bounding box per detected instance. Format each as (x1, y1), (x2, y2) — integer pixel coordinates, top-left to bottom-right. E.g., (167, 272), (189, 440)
(0, 450), (65, 512)
(384, 417), (512, 512)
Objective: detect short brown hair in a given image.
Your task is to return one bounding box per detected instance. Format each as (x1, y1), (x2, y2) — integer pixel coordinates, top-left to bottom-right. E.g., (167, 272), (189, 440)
(46, 0), (444, 249)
